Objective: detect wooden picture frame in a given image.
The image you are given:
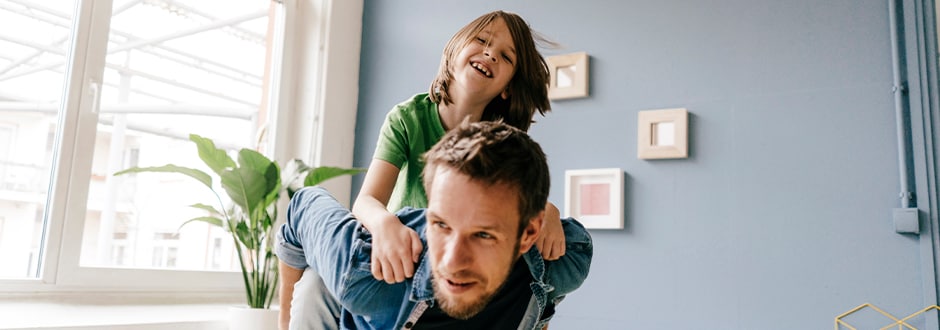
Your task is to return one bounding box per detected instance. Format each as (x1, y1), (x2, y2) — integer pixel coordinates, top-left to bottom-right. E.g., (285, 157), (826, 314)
(564, 168), (624, 229)
(637, 108), (689, 159)
(547, 52), (589, 100)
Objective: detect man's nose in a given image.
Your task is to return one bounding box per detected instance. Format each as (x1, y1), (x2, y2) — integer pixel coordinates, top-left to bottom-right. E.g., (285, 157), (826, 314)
(441, 236), (472, 271)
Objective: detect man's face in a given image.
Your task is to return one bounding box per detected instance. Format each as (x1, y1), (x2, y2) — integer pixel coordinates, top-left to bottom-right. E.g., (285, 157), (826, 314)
(425, 167), (541, 319)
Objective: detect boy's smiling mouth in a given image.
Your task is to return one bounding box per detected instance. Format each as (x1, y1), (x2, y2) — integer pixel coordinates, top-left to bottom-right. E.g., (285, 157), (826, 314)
(471, 61), (492, 77)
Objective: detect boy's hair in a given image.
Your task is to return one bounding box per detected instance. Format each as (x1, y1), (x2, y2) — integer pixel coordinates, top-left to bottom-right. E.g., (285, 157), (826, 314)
(422, 120), (550, 233)
(429, 10), (552, 132)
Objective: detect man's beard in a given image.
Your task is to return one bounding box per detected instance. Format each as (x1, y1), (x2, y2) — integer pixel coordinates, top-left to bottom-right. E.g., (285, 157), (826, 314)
(432, 279), (494, 320)
(431, 240), (521, 320)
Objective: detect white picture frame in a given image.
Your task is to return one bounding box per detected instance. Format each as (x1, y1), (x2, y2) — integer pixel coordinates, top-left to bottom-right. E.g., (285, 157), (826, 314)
(564, 168), (624, 229)
(547, 52), (589, 100)
(637, 108), (689, 159)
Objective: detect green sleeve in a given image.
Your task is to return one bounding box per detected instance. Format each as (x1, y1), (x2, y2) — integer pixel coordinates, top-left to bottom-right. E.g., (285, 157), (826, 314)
(374, 108), (408, 168)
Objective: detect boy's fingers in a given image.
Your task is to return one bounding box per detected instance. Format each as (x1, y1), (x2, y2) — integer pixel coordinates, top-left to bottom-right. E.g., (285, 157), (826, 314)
(371, 257), (382, 280)
(402, 259), (414, 279)
(411, 233), (424, 264)
(388, 259), (405, 283)
(379, 260), (390, 281)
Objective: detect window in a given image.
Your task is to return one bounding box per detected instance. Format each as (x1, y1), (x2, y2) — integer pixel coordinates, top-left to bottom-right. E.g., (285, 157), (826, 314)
(0, 0), (71, 279)
(0, 0), (361, 298)
(0, 0), (279, 282)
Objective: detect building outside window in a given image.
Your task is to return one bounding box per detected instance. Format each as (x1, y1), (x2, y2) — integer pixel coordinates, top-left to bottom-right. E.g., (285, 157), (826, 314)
(0, 0), (302, 293)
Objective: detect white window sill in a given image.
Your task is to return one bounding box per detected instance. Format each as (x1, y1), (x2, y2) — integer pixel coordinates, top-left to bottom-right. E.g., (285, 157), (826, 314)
(0, 300), (260, 329)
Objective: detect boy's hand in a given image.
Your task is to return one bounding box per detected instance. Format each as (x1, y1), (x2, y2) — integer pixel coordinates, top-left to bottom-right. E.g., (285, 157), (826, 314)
(536, 202), (566, 260)
(370, 215), (424, 283)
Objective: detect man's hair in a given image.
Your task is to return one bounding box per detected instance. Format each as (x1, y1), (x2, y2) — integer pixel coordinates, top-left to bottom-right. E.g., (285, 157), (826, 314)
(429, 10), (552, 132)
(422, 120), (550, 232)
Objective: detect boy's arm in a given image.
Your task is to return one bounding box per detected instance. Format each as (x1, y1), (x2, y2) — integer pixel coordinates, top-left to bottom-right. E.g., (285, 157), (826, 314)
(352, 159), (424, 283)
(544, 218), (593, 299)
(536, 202), (566, 260)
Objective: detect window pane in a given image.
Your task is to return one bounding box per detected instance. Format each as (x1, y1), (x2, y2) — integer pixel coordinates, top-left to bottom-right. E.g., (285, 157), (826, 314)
(81, 0), (277, 271)
(0, 0), (77, 278)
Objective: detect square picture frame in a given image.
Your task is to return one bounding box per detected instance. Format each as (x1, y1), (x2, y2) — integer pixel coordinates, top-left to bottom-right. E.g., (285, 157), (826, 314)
(637, 108), (689, 159)
(564, 168), (624, 229)
(546, 52), (589, 100)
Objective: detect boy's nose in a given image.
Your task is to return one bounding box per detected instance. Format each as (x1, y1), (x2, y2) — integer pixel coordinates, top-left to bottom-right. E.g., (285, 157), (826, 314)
(483, 50), (497, 62)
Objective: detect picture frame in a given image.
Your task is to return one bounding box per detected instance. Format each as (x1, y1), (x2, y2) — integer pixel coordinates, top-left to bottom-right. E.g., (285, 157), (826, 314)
(546, 52), (589, 100)
(637, 108), (689, 159)
(564, 168), (624, 229)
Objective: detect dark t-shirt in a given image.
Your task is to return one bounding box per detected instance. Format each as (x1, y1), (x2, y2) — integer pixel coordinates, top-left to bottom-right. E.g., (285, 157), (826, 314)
(414, 260), (532, 329)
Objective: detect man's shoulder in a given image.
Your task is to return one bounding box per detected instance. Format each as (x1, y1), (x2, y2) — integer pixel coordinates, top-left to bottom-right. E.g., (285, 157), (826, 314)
(537, 218), (593, 299)
(395, 207), (429, 233)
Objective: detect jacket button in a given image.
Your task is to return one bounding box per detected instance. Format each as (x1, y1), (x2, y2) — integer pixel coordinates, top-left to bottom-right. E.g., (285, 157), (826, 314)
(404, 321), (414, 328)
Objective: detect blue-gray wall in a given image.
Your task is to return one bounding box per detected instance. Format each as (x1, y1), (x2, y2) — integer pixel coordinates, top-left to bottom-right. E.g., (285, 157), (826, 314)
(353, 1), (930, 328)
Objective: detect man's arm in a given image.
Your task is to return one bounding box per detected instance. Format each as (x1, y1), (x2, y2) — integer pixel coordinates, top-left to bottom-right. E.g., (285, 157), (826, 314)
(278, 262), (303, 330)
(275, 186), (412, 327)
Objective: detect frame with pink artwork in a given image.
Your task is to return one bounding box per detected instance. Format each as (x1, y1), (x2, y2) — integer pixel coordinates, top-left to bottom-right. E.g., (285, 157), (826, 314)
(564, 168), (624, 229)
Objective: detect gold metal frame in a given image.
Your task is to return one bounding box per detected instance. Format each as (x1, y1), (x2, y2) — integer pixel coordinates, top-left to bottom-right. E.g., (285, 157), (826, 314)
(835, 303), (940, 329)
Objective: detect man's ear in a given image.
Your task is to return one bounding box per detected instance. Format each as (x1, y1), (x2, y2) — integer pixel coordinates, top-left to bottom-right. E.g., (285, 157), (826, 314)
(518, 210), (544, 255)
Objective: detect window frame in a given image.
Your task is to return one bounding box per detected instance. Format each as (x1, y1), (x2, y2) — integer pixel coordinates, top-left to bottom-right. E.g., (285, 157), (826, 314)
(0, 0), (363, 299)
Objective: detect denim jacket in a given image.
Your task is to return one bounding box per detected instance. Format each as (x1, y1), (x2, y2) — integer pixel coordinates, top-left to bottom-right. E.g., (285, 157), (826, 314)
(276, 187), (593, 330)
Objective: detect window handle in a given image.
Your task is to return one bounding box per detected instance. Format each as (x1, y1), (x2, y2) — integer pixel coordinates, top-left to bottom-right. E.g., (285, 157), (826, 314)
(87, 79), (101, 114)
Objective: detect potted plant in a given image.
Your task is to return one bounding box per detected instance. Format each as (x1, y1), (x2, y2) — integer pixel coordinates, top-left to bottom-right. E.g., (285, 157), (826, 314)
(115, 134), (364, 328)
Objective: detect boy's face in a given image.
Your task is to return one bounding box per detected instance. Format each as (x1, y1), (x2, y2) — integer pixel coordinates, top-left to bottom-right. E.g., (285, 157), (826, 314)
(451, 17), (517, 102)
(425, 167), (541, 319)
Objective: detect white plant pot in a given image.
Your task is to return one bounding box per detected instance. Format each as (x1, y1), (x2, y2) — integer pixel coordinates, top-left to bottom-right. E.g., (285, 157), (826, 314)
(229, 306), (279, 330)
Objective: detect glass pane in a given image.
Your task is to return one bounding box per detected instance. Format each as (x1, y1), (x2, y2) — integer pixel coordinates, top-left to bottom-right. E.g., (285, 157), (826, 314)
(0, 0), (77, 278)
(80, 0), (279, 271)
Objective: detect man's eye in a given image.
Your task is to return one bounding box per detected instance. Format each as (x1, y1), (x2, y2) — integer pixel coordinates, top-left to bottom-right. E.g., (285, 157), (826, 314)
(475, 232), (494, 239)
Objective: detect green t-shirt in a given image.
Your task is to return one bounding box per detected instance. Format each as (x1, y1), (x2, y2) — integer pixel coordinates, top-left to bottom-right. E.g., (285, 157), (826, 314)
(373, 93), (446, 211)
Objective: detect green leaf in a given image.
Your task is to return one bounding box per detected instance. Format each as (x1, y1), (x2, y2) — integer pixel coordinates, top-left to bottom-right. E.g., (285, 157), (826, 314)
(114, 165), (212, 188)
(286, 186), (300, 200)
(304, 166), (366, 186)
(239, 149), (281, 205)
(190, 134), (235, 175)
(221, 166), (269, 220)
(180, 216), (224, 230)
(234, 220), (255, 250)
(189, 203), (222, 216)
(260, 209), (273, 231)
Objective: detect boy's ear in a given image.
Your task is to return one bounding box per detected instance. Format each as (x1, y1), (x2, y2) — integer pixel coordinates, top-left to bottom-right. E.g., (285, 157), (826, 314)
(518, 210), (544, 255)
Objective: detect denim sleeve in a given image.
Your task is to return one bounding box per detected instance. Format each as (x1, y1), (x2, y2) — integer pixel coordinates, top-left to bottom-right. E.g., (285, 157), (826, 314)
(275, 186), (363, 302)
(275, 186), (414, 327)
(545, 218), (593, 301)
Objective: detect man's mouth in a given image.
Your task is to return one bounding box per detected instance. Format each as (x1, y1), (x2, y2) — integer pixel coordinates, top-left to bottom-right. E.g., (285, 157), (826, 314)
(471, 62), (492, 77)
(442, 278), (477, 294)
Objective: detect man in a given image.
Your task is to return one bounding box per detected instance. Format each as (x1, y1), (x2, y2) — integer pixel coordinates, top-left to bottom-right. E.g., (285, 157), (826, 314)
(275, 120), (593, 329)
